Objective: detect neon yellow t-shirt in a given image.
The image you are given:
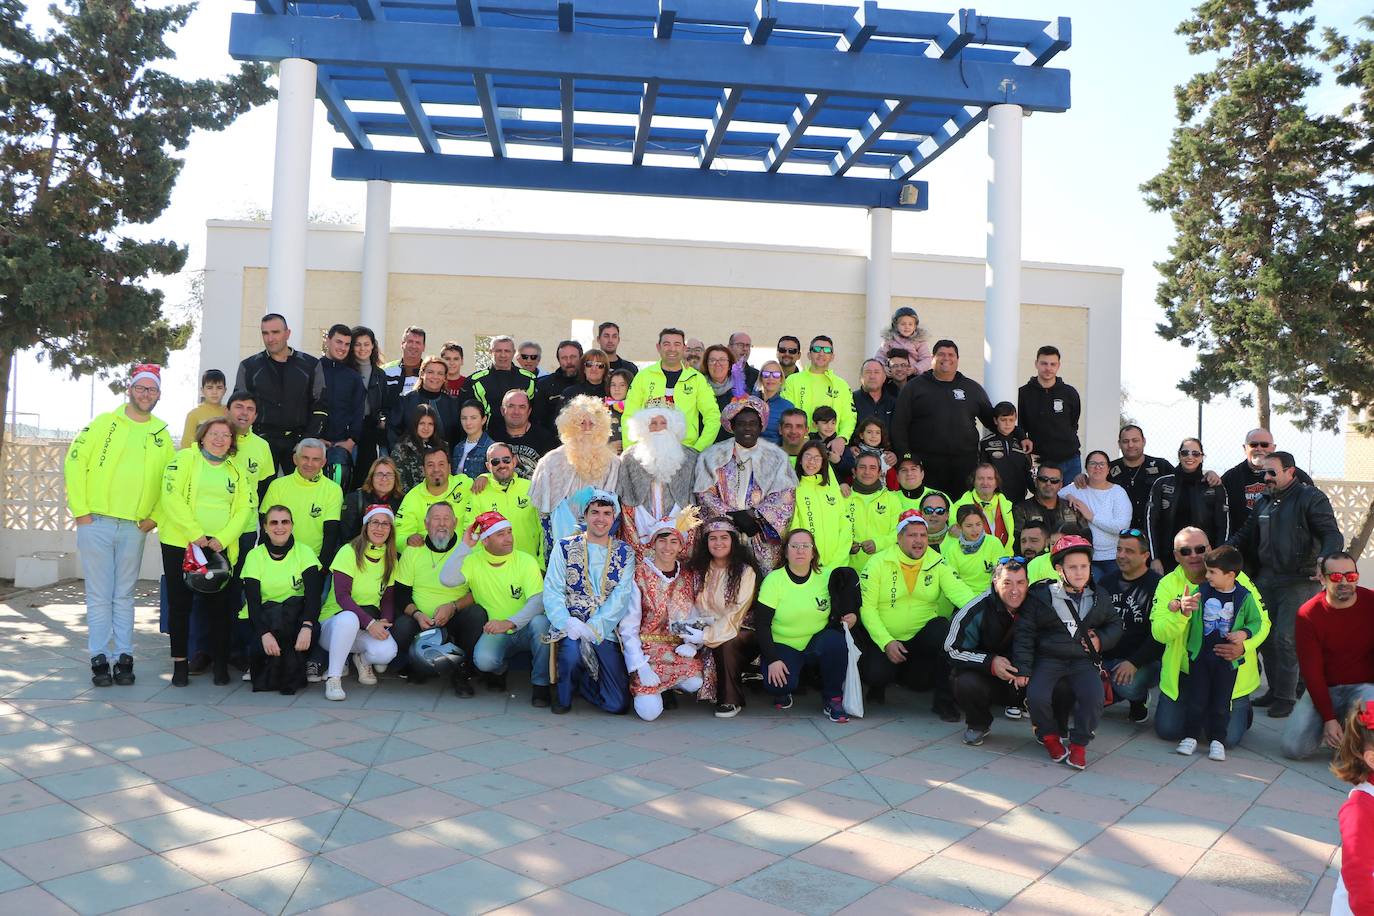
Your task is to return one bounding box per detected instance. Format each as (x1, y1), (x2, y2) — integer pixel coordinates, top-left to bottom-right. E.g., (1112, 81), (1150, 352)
(262, 472), (344, 556)
(395, 539), (465, 614)
(238, 541), (320, 620)
(461, 549), (545, 622)
(758, 567), (831, 652)
(321, 544), (394, 622)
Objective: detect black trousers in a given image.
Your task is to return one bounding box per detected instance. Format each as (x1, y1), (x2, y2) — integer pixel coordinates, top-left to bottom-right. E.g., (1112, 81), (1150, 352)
(1027, 658), (1104, 746)
(916, 452), (978, 504)
(390, 603), (487, 672)
(858, 617), (954, 709)
(952, 668), (1077, 732)
(161, 543), (234, 662)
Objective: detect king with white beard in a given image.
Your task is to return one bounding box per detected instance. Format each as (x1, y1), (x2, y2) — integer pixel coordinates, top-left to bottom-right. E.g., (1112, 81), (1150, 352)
(616, 399), (699, 555)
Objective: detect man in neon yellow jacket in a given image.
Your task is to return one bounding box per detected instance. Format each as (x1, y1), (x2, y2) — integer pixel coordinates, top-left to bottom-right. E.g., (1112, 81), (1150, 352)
(1150, 525), (1270, 747)
(622, 328), (720, 451)
(782, 335), (857, 441)
(64, 365), (175, 687)
(849, 453), (901, 572)
(859, 510), (976, 717)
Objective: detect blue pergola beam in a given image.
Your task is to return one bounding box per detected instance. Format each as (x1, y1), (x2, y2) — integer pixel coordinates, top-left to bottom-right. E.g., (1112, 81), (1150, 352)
(632, 79), (659, 164)
(454, 0), (508, 158)
(333, 147), (928, 209)
(889, 106), (982, 178)
(699, 0), (775, 168)
(350, 0), (381, 19)
(831, 98), (906, 176)
(387, 68), (440, 153)
(317, 67), (373, 149)
(227, 13), (1072, 111)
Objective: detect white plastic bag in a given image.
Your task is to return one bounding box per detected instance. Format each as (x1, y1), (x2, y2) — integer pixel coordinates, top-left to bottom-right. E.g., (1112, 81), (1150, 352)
(841, 622), (864, 719)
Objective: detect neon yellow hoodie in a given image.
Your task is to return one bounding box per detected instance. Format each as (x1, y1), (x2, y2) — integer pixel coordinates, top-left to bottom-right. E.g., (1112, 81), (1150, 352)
(1151, 566), (1270, 701)
(64, 407), (174, 521)
(849, 488), (902, 571)
(789, 476), (854, 569)
(782, 369), (857, 440)
(622, 362), (720, 451)
(155, 448), (255, 562)
(859, 544), (977, 646)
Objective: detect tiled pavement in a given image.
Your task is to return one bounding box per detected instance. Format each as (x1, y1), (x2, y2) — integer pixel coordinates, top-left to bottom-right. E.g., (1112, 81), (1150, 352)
(0, 581), (1345, 915)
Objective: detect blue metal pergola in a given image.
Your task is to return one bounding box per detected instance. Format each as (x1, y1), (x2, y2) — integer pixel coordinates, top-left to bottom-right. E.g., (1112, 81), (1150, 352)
(230, 1), (1071, 210)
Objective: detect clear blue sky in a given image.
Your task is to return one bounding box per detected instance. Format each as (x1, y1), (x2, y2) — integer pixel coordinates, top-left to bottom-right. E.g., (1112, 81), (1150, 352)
(10, 0), (1370, 475)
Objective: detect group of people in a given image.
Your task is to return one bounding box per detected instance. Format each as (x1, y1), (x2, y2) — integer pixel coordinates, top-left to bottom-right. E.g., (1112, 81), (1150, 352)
(66, 306), (1368, 775)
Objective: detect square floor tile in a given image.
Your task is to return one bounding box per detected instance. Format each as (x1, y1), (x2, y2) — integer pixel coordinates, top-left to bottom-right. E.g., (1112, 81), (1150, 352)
(291, 886), (446, 916)
(210, 734), (313, 764)
(894, 853), (1033, 911)
(436, 771), (544, 805)
(850, 810), (972, 854)
(641, 834), (780, 885)
(42, 854), (202, 914)
(681, 743), (779, 770)
(821, 773), (927, 807)
(1114, 805), (1229, 849)
(33, 762), (154, 800)
(262, 808), (399, 854)
(1043, 850), (1179, 910)
(222, 856), (377, 915)
(564, 810), (694, 856)
(767, 789), (888, 831)
(416, 810), (548, 855)
(1187, 848), (1318, 908)
(566, 859), (713, 916)
(396, 858), (544, 915)
(113, 806), (250, 853)
(71, 783), (195, 825)
(0, 803), (99, 850)
(0, 779), (60, 815)
(0, 827), (146, 882)
(565, 773), (675, 808)
(564, 741), (666, 770)
(494, 789), (618, 831)
(0, 859), (26, 893)
(325, 830), (469, 885)
(792, 829), (932, 884)
(664, 888), (800, 916)
(484, 886), (623, 915)
(634, 791), (754, 831)
(109, 885), (265, 916)
(168, 766), (285, 804)
(694, 773), (807, 808)
(730, 859), (876, 916)
(985, 805), (1104, 852)
(710, 810), (837, 855)
(484, 833), (627, 885)
(1081, 826), (1207, 878)
(448, 739), (548, 769)
(163, 828), (311, 883)
(353, 787), (477, 829)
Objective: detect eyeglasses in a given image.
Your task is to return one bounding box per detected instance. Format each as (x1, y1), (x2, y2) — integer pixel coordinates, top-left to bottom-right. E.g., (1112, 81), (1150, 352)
(810, 346), (833, 354)
(760, 370), (782, 379)
(366, 519), (392, 528)
(131, 385), (159, 396)
(1178, 449), (1203, 458)
(1035, 475), (1063, 484)
(266, 520), (291, 526)
(1118, 528), (1144, 538)
(777, 347), (799, 355)
(488, 456), (513, 465)
(1247, 441), (1272, 449)
(1176, 545), (1206, 557)
(1329, 572), (1361, 583)
(921, 506), (949, 516)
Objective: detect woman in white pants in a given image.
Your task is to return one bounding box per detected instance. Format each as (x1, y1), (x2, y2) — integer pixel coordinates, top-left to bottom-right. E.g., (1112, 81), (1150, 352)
(319, 504), (400, 700)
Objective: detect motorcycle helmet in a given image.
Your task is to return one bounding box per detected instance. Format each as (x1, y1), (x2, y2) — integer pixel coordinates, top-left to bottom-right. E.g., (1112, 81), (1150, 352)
(183, 544), (231, 594)
(409, 626), (462, 678)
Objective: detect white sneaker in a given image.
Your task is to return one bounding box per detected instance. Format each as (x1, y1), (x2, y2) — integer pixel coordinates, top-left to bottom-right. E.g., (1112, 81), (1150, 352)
(354, 653), (377, 686)
(1208, 740), (1226, 761)
(373, 663), (388, 674)
(241, 670), (251, 682)
(325, 676), (346, 701)
(1176, 737), (1198, 756)
(1004, 706), (1023, 720)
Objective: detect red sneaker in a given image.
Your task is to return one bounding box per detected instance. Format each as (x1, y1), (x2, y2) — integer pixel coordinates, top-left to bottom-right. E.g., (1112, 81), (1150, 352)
(1066, 743), (1087, 770)
(1042, 734), (1068, 763)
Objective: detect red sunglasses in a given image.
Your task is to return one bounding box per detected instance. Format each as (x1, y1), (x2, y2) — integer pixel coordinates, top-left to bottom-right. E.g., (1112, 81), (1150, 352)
(1329, 572), (1360, 583)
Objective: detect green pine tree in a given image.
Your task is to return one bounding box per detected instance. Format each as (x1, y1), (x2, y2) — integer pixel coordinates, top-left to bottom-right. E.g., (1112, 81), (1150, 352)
(1142, 0), (1373, 432)
(0, 0), (272, 462)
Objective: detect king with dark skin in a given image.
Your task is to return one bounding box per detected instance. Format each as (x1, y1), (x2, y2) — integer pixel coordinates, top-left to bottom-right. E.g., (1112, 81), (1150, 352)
(725, 408), (767, 536)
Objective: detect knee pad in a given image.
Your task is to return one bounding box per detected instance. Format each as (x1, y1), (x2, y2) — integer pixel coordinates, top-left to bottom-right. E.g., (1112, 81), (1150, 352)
(677, 676), (704, 694)
(634, 694), (664, 722)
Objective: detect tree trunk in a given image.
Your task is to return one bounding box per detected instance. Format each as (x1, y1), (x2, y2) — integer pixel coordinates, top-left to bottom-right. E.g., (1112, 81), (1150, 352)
(1351, 499), (1374, 565)
(1255, 380), (1271, 431)
(0, 346), (12, 473)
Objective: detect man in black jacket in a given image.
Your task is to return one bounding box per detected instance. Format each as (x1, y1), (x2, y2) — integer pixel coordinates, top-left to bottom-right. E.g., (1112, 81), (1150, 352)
(891, 339), (998, 497)
(317, 324), (366, 487)
(532, 340), (584, 430)
(1098, 529), (1162, 724)
(853, 359), (897, 429)
(468, 336), (537, 441)
(1220, 428), (1314, 534)
(1108, 425), (1173, 531)
(946, 559), (1075, 745)
(1017, 346), (1082, 481)
(1228, 451), (1343, 718)
(235, 313), (328, 474)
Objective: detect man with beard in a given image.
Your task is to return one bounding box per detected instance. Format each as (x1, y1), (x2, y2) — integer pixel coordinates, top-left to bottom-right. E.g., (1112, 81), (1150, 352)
(464, 443), (541, 561)
(531, 395), (622, 549)
(532, 340), (584, 431)
(617, 399), (698, 552)
(695, 397), (797, 573)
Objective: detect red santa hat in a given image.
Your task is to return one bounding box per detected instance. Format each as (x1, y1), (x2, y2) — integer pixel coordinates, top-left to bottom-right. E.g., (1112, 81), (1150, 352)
(473, 510), (512, 541)
(896, 509), (928, 535)
(129, 364), (162, 389)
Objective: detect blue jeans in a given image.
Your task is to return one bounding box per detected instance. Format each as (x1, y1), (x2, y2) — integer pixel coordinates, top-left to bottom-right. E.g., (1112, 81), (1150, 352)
(762, 628), (848, 700)
(77, 515), (148, 658)
(555, 635), (630, 712)
(474, 615), (552, 686)
(1056, 454), (1083, 483)
(1282, 683), (1374, 759)
(1155, 685), (1253, 747)
(1257, 578), (1322, 704)
(1104, 658), (1160, 704)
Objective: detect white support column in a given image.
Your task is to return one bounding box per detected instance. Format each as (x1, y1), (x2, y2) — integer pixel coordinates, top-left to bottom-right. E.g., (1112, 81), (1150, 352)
(360, 180), (392, 347)
(865, 207), (893, 360)
(266, 57), (317, 338)
(984, 103), (1023, 400)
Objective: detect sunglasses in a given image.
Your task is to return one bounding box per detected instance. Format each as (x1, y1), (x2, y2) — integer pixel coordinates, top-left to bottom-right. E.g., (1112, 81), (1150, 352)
(1329, 572), (1361, 583)
(998, 555), (1028, 566)
(1247, 441), (1272, 448)
(1035, 475), (1063, 484)
(488, 456), (513, 465)
(921, 506), (949, 516)
(584, 362), (606, 369)
(1118, 528), (1144, 538)
(1176, 545), (1206, 557)
(760, 370), (783, 379)
(810, 346), (833, 354)
(777, 347), (800, 355)
(1263, 469), (1281, 477)
(518, 353), (539, 360)
(1178, 449), (1203, 458)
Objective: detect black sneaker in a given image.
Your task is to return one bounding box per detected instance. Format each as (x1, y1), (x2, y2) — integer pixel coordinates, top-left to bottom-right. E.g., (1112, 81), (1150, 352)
(531, 685), (551, 708)
(451, 665), (475, 698)
(773, 694), (793, 711)
(187, 651), (211, 675)
(487, 671), (508, 692)
(1252, 690), (1276, 708)
(662, 691), (679, 711)
(551, 703), (570, 715)
(305, 661), (324, 684)
(962, 727), (989, 746)
(113, 654), (135, 686)
(91, 655), (113, 687)
(714, 703), (741, 719)
(1267, 700), (1295, 718)
(1129, 701), (1150, 725)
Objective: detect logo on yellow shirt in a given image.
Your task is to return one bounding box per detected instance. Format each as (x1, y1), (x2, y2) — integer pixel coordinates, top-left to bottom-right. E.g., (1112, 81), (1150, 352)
(310, 504), (322, 518)
(292, 575), (303, 590)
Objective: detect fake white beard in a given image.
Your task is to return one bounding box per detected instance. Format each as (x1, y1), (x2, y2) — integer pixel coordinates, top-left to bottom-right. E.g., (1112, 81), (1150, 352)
(635, 429), (686, 481)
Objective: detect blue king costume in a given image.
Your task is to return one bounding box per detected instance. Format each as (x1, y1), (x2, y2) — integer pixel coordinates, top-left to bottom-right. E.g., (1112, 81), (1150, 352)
(542, 490), (636, 712)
